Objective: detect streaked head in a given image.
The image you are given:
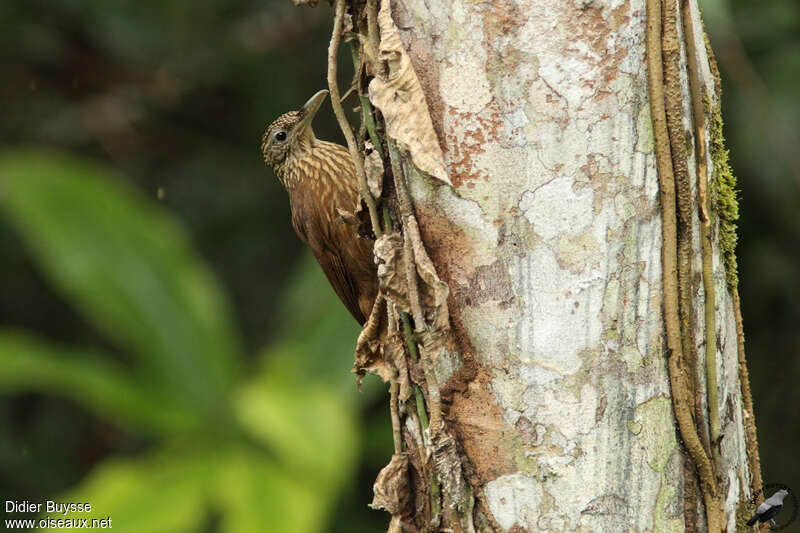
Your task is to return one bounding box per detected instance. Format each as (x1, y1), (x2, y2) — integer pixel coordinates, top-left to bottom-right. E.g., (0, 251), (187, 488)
(261, 90), (328, 170)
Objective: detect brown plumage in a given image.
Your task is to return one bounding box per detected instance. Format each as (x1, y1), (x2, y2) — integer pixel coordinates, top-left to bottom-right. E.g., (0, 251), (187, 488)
(262, 90), (377, 324)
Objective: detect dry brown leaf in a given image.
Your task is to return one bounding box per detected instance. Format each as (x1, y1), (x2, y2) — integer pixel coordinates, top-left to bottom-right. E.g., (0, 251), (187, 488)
(365, 141), (384, 199)
(368, 0), (451, 186)
(336, 204), (373, 239)
(375, 233), (413, 313)
(386, 516), (404, 533)
(342, 10), (354, 38)
(370, 453), (410, 514)
(408, 217), (450, 327)
(375, 228), (451, 341)
(353, 297), (392, 385)
(386, 330), (412, 403)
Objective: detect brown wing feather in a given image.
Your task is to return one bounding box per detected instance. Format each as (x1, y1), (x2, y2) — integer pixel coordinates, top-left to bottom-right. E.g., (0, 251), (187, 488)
(314, 245), (367, 324)
(289, 187), (369, 325)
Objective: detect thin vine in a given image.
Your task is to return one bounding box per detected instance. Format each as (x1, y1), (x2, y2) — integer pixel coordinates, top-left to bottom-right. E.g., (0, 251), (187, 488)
(680, 0), (722, 484)
(645, 0), (723, 530)
(328, 0), (382, 239)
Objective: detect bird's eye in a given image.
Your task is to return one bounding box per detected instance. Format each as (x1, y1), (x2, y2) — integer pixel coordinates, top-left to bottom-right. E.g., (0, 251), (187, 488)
(275, 131), (287, 142)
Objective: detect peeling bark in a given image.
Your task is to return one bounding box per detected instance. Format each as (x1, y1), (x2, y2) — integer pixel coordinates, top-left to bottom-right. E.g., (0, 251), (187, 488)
(311, 0), (763, 530)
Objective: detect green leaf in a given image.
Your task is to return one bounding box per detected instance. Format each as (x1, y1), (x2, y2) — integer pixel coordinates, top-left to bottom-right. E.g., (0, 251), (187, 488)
(44, 444), (329, 533)
(41, 448), (216, 533)
(0, 329), (201, 435)
(0, 149), (241, 415)
(274, 256), (364, 381)
(272, 254), (386, 402)
(233, 356), (358, 493)
(215, 447), (325, 533)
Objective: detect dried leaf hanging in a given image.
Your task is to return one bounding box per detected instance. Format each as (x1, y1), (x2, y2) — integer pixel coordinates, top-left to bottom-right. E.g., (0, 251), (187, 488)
(368, 0), (451, 186)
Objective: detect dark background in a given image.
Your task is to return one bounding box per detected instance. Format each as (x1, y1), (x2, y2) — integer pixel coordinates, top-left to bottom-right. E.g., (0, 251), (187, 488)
(0, 0), (798, 531)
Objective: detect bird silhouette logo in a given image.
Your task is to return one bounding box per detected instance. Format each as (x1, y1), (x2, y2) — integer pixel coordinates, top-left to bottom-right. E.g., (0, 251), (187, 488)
(747, 484), (797, 530)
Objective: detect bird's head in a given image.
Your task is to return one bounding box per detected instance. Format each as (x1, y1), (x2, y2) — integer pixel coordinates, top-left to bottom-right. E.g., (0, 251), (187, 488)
(262, 89), (328, 171)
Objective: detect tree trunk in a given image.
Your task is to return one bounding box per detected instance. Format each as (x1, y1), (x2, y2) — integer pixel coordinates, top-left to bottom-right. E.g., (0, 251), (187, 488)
(332, 0), (764, 530)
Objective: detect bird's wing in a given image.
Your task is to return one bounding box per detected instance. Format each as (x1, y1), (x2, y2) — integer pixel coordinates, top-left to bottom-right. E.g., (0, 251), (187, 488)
(756, 501), (771, 514)
(315, 245), (367, 325)
(763, 504), (783, 520)
(291, 205), (366, 325)
(765, 492), (787, 506)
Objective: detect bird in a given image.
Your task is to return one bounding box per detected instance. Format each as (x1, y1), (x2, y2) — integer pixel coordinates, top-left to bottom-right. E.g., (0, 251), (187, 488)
(262, 89), (377, 325)
(747, 489), (789, 527)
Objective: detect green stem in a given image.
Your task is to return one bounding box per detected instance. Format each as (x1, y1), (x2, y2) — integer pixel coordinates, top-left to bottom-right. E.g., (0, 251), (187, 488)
(414, 386), (429, 430)
(348, 42), (384, 159)
(383, 205), (393, 233)
(401, 311), (418, 362)
(401, 311), (429, 429)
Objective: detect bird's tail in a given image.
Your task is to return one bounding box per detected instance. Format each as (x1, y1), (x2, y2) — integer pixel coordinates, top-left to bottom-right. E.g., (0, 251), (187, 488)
(746, 515), (758, 526)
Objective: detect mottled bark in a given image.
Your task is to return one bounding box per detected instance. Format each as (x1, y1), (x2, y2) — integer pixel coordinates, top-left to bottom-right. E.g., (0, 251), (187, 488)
(317, 0), (763, 528)
(371, 0), (761, 531)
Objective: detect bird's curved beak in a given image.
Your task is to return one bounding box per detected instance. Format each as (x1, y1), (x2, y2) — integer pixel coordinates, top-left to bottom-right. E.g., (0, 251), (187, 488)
(293, 89), (329, 138)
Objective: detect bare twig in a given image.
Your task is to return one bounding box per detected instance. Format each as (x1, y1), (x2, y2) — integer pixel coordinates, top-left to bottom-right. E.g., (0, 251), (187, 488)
(340, 83), (357, 103)
(365, 0), (382, 77)
(328, 0), (382, 238)
(389, 371), (402, 453)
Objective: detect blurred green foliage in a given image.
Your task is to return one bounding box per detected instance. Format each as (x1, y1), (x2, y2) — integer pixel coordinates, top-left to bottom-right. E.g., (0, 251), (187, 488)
(0, 2), (392, 531)
(0, 150), (368, 532)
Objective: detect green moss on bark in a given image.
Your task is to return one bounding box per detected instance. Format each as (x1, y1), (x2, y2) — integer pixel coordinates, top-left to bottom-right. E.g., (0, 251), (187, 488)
(707, 95), (740, 289)
(735, 497), (753, 532)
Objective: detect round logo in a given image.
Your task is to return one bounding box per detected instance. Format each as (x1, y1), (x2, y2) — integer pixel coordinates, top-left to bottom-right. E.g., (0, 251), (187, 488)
(747, 484), (797, 530)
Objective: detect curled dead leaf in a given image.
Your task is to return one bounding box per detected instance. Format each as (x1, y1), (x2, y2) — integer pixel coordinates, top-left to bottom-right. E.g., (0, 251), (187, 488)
(375, 229), (450, 331)
(370, 453), (410, 515)
(386, 330), (412, 403)
(407, 217), (449, 326)
(375, 233), (412, 313)
(386, 516), (404, 533)
(341, 10), (354, 40)
(353, 296), (392, 385)
(368, 0), (451, 186)
(337, 203), (374, 239)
